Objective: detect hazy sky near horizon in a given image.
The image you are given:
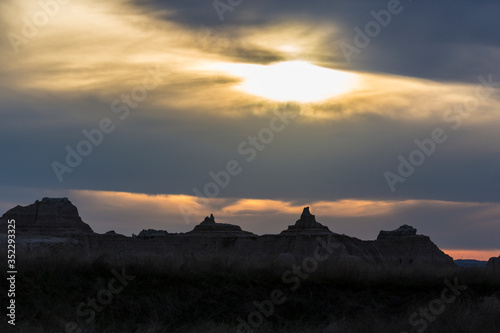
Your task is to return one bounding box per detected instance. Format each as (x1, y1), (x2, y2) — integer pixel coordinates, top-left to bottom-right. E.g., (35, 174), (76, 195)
(1, 0), (500, 259)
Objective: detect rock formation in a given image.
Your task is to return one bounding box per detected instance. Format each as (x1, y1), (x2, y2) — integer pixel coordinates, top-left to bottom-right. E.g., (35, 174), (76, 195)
(0, 197), (93, 235)
(486, 256), (500, 275)
(374, 225), (454, 266)
(104, 230), (127, 238)
(377, 225), (416, 240)
(280, 207), (331, 235)
(137, 229), (169, 239)
(0, 199), (456, 270)
(188, 214), (254, 236)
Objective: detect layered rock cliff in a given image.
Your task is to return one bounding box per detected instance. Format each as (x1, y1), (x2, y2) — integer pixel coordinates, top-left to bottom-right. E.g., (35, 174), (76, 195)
(0, 197), (93, 235)
(374, 225), (454, 266)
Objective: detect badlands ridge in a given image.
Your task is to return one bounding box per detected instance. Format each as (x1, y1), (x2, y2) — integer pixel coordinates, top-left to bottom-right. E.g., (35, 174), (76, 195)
(1, 197), (499, 273)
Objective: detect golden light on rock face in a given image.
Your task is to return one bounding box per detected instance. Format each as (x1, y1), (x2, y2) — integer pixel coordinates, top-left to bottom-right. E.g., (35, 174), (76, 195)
(208, 60), (359, 103)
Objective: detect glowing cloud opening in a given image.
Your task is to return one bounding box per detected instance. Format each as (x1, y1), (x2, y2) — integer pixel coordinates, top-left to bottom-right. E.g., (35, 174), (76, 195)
(209, 60), (358, 103)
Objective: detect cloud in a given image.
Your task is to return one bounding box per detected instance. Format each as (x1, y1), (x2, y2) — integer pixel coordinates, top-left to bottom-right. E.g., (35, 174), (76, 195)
(2, 0), (500, 260)
(3, 0), (500, 122)
(140, 0), (500, 83)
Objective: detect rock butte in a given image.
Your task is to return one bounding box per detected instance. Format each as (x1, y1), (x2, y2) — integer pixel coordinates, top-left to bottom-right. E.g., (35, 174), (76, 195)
(280, 207), (331, 235)
(1, 198), (496, 271)
(0, 197), (93, 235)
(187, 213), (254, 236)
(487, 256), (500, 275)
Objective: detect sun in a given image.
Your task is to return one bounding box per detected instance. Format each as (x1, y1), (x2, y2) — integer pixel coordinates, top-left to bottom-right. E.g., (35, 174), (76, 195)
(209, 60), (358, 103)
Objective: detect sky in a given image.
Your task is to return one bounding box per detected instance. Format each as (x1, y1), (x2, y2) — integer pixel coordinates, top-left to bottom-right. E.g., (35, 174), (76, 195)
(1, 0), (500, 260)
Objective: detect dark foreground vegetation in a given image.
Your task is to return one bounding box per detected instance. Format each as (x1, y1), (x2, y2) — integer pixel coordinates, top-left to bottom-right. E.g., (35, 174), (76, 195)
(1, 253), (499, 333)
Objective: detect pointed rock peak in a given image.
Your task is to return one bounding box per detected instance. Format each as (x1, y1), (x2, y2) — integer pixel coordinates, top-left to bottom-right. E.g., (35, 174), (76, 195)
(280, 207), (331, 235)
(300, 207), (315, 222)
(202, 214), (216, 224)
(190, 213), (254, 235)
(296, 206), (322, 228)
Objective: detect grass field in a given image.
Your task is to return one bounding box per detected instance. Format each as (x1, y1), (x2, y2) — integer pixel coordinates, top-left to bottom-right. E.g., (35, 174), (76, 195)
(1, 253), (499, 333)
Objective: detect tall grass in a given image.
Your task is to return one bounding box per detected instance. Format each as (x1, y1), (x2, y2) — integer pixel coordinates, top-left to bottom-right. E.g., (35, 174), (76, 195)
(0, 251), (498, 332)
